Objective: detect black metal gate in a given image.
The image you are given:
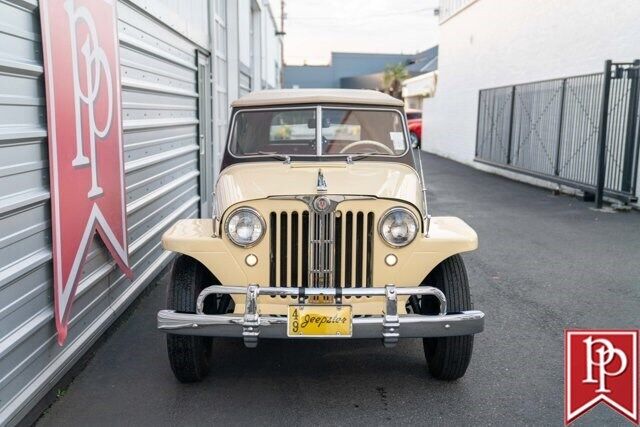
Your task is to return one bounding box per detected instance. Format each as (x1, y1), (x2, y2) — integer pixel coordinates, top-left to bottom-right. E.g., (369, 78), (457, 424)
(475, 60), (640, 205)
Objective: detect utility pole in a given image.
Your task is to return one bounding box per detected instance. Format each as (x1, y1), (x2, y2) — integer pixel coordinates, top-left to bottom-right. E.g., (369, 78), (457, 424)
(275, 0), (286, 88)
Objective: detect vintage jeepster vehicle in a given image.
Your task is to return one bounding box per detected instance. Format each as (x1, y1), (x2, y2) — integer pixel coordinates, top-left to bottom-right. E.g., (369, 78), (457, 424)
(157, 89), (484, 382)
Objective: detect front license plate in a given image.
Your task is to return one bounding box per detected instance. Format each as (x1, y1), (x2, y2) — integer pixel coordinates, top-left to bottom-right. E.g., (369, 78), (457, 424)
(287, 305), (352, 337)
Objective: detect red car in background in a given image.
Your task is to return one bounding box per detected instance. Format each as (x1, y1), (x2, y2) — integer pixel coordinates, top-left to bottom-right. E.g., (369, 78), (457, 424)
(406, 109), (422, 148)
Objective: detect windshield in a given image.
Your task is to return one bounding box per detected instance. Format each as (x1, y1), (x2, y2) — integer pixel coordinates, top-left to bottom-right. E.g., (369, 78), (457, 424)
(228, 107), (407, 157)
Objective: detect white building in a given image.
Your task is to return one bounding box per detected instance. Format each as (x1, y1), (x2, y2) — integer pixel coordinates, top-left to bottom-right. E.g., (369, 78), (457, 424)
(423, 0), (640, 201)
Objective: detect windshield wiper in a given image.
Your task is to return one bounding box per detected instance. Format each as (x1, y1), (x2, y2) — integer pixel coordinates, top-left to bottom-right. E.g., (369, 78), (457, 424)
(252, 151), (291, 164)
(346, 152), (378, 163)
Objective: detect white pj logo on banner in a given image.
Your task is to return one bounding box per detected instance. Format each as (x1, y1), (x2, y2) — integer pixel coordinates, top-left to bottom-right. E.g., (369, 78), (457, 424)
(65, 0), (114, 199)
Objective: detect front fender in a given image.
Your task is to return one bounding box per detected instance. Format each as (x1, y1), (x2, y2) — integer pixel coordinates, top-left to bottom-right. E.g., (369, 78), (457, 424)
(162, 219), (248, 284)
(385, 216), (477, 286)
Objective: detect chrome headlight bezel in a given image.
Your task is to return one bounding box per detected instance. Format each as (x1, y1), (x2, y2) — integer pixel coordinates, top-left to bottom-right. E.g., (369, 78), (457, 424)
(378, 207), (419, 248)
(224, 207), (266, 248)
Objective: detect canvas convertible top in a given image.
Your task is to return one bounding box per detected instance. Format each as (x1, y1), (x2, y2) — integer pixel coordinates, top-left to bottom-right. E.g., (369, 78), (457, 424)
(231, 88), (405, 108)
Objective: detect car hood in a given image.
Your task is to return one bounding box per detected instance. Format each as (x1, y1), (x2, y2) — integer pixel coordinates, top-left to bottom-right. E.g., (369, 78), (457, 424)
(215, 161), (424, 215)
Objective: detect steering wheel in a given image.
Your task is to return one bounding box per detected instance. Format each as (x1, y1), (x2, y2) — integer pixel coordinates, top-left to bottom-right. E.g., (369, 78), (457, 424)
(338, 140), (395, 155)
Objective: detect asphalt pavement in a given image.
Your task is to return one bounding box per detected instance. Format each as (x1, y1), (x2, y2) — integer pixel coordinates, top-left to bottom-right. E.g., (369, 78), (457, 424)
(37, 153), (640, 426)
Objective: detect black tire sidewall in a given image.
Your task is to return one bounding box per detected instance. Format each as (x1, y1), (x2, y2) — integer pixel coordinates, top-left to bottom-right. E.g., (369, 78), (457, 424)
(420, 255), (474, 380)
(166, 256), (213, 382)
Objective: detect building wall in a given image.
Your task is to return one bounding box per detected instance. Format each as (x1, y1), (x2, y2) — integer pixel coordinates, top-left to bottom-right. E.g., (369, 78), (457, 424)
(422, 0), (640, 198)
(284, 65), (333, 88)
(262, 2), (281, 89)
(284, 52), (413, 88)
(211, 0), (228, 181)
(0, 0), (281, 424)
(238, 0), (251, 67)
(340, 71), (385, 90)
(331, 52), (411, 85)
(234, 0), (282, 96)
(438, 0), (478, 23)
(132, 0), (210, 48)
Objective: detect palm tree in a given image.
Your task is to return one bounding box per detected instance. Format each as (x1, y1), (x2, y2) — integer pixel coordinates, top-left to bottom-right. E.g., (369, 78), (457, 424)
(383, 63), (409, 99)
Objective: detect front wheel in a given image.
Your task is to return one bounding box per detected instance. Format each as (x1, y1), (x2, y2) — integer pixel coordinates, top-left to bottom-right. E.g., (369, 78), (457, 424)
(420, 255), (474, 380)
(166, 255), (217, 383)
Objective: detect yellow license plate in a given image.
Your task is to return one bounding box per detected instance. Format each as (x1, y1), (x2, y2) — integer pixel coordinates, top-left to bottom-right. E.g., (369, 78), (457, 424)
(287, 305), (352, 337)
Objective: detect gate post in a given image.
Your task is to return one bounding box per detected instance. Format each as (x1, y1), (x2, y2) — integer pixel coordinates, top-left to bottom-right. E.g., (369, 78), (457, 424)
(595, 60), (613, 209)
(506, 85), (516, 165)
(621, 59), (640, 194)
(554, 79), (567, 176)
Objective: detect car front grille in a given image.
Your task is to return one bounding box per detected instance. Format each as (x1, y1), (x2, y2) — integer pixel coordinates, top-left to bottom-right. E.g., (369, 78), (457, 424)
(269, 209), (374, 288)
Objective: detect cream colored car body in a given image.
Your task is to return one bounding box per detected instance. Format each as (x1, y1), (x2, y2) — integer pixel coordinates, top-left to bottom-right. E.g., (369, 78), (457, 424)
(162, 89), (477, 316)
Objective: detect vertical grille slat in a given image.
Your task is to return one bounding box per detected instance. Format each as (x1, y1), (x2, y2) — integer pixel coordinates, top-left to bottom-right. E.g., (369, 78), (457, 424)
(269, 212), (277, 287)
(350, 211), (358, 287)
(276, 214), (283, 286)
(355, 212), (364, 287)
(291, 212), (299, 287)
(334, 213), (342, 286)
(345, 212), (353, 287)
(280, 212), (288, 287)
(268, 206), (374, 290)
(366, 212), (374, 287)
(297, 212), (303, 286)
(301, 211), (309, 287)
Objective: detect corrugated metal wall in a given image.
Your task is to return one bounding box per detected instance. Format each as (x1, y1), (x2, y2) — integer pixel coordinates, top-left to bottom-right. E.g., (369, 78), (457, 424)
(0, 0), (208, 424)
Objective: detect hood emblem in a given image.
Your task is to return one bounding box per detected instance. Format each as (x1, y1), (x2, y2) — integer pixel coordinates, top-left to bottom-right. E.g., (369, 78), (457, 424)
(316, 169), (327, 192)
(313, 196), (331, 213)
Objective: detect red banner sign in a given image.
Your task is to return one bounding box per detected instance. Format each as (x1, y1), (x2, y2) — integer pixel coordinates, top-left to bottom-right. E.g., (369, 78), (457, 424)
(40, 0), (132, 345)
(565, 330), (639, 424)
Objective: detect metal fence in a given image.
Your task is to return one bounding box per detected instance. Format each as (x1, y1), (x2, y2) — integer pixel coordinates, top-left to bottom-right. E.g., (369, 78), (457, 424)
(475, 61), (640, 204)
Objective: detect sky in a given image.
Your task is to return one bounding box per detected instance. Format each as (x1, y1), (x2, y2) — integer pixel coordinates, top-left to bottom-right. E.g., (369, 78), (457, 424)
(273, 0), (440, 65)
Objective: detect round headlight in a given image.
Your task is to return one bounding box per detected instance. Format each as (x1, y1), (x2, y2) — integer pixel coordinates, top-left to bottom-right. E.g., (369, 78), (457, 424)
(225, 208), (265, 247)
(378, 207), (418, 247)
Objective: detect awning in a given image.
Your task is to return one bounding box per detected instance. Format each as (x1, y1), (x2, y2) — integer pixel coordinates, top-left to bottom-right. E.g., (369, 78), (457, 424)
(402, 71), (438, 98)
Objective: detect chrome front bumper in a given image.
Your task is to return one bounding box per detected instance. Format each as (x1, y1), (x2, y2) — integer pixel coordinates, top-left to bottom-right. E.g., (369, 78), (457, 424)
(157, 285), (485, 348)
